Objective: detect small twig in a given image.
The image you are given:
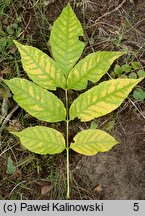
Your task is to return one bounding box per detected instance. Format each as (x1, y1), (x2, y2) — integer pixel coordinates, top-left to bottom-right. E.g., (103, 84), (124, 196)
(0, 105), (19, 129)
(0, 105), (19, 146)
(18, 13), (32, 38)
(128, 99), (145, 119)
(0, 144), (18, 156)
(9, 181), (26, 196)
(89, 0), (127, 27)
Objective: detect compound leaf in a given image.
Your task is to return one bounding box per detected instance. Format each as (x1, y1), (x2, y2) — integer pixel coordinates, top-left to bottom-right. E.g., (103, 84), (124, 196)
(49, 3), (85, 76)
(70, 78), (143, 122)
(67, 51), (124, 90)
(12, 126), (66, 154)
(70, 129), (118, 156)
(4, 78), (66, 122)
(14, 40), (66, 90)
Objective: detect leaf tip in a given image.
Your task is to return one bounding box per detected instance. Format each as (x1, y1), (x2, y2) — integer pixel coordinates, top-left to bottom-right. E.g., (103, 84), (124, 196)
(2, 78), (9, 86)
(13, 40), (24, 50)
(117, 51), (127, 57)
(66, 2), (71, 8)
(138, 77), (144, 82)
(13, 39), (19, 47)
(10, 131), (19, 136)
(133, 77), (144, 86)
(114, 139), (120, 145)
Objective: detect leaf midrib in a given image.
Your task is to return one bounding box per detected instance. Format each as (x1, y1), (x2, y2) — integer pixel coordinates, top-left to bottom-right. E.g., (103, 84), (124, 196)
(73, 141), (114, 146)
(69, 55), (118, 87)
(72, 81), (135, 116)
(21, 135), (62, 146)
(20, 45), (59, 84)
(13, 80), (60, 114)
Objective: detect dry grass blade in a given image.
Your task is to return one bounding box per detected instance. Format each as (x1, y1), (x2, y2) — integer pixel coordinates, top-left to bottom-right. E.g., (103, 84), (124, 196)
(89, 0), (127, 27)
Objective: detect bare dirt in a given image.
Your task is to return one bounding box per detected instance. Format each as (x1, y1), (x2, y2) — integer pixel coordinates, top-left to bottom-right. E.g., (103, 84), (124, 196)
(75, 109), (145, 199)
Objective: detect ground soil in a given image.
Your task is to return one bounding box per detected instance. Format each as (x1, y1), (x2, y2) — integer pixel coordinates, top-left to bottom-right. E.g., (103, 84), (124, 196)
(76, 109), (145, 199)
(0, 0), (145, 200)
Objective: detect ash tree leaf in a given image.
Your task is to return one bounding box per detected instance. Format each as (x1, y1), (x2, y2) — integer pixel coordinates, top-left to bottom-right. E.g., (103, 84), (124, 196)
(67, 51), (124, 90)
(4, 78), (66, 122)
(49, 3), (85, 76)
(70, 78), (143, 122)
(14, 40), (66, 90)
(70, 129), (118, 156)
(12, 126), (66, 154)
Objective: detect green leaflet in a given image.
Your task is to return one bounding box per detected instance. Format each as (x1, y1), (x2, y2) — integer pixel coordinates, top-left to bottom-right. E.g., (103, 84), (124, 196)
(14, 40), (66, 90)
(67, 51), (125, 90)
(70, 129), (118, 156)
(6, 156), (16, 175)
(49, 3), (85, 76)
(70, 78), (143, 122)
(12, 126), (66, 154)
(4, 78), (66, 122)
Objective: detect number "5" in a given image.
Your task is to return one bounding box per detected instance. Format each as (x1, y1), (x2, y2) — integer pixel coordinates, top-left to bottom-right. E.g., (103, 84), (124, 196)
(133, 203), (139, 211)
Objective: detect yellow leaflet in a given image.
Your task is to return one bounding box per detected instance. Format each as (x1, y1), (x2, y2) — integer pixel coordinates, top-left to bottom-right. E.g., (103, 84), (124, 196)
(67, 51), (125, 90)
(4, 78), (66, 122)
(70, 78), (143, 122)
(49, 3), (85, 76)
(14, 40), (66, 90)
(12, 126), (66, 155)
(70, 129), (118, 156)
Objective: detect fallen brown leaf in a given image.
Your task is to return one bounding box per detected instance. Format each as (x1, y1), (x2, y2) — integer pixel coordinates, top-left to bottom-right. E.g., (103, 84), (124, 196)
(41, 185), (52, 195)
(93, 184), (103, 193)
